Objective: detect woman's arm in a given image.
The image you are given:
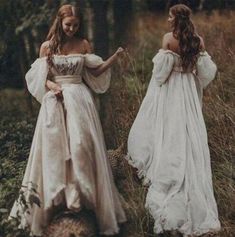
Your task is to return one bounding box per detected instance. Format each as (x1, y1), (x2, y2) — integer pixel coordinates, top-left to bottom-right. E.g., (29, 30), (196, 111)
(39, 41), (63, 98)
(198, 35), (206, 51)
(88, 47), (125, 77)
(39, 41), (50, 58)
(82, 39), (125, 77)
(45, 80), (63, 99)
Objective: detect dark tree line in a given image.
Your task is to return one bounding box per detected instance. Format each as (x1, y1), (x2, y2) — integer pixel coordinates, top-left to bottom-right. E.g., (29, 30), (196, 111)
(0, 0), (234, 148)
(146, 0), (235, 11)
(0, 0), (133, 147)
(0, 0), (134, 89)
(1, 0), (234, 89)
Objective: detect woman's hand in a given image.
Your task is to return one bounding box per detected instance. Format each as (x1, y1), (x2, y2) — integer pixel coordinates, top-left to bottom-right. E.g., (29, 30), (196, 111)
(115, 47), (125, 57)
(53, 86), (63, 100)
(53, 88), (63, 100)
(46, 80), (63, 100)
(88, 47), (126, 77)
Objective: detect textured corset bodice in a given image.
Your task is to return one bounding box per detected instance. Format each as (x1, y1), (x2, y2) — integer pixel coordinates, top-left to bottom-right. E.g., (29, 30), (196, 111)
(25, 53), (111, 103)
(49, 55), (85, 85)
(50, 55), (85, 76)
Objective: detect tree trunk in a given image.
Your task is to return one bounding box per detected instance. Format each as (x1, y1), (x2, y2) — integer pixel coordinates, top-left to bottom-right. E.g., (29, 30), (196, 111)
(90, 0), (117, 148)
(113, 0), (133, 48)
(90, 0), (109, 58)
(18, 35), (34, 114)
(26, 30), (37, 63)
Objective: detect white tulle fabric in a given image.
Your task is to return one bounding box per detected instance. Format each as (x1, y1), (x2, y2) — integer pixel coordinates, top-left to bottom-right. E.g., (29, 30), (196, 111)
(10, 54), (126, 236)
(127, 49), (220, 236)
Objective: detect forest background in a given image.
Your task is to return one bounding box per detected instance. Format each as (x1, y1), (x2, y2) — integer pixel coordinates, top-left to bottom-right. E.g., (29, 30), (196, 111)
(0, 0), (234, 236)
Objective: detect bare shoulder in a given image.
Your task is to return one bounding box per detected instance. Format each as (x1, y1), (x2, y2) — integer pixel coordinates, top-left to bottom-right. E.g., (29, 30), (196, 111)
(73, 38), (92, 54)
(39, 41), (50, 57)
(162, 32), (174, 49)
(81, 38), (92, 53)
(163, 32), (173, 38)
(163, 32), (173, 42)
(197, 35), (205, 51)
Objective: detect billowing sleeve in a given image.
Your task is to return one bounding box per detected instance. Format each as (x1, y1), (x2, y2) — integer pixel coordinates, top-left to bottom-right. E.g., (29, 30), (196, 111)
(83, 54), (111, 93)
(151, 49), (175, 86)
(25, 57), (49, 103)
(196, 51), (217, 89)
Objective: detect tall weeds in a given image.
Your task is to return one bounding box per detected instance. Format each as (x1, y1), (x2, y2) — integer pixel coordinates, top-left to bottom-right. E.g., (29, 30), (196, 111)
(111, 10), (235, 237)
(0, 10), (234, 237)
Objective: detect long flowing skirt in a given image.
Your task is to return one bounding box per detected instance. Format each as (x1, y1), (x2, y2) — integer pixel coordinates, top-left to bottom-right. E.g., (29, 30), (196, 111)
(10, 82), (126, 236)
(127, 72), (221, 236)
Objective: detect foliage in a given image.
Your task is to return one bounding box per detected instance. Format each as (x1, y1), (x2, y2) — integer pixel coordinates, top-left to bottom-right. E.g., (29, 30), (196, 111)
(1, 0), (235, 89)
(203, 0), (235, 11)
(0, 0), (67, 88)
(0, 90), (39, 237)
(109, 10), (235, 237)
(0, 9), (235, 237)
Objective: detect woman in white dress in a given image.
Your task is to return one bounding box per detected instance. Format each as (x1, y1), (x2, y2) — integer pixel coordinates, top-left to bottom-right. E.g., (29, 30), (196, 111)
(10, 4), (126, 236)
(127, 4), (221, 236)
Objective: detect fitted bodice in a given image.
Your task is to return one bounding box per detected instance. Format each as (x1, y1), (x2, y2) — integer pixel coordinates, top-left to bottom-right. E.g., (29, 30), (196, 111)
(25, 53), (111, 103)
(50, 54), (85, 76)
(168, 51), (182, 66)
(167, 51), (195, 72)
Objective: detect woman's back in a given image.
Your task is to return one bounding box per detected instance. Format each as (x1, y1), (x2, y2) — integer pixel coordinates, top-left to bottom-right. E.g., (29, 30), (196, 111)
(127, 4), (220, 236)
(162, 32), (205, 59)
(127, 48), (220, 237)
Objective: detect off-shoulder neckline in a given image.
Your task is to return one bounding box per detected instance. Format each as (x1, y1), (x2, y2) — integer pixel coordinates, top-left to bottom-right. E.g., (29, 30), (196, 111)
(53, 53), (88, 57)
(159, 49), (181, 57)
(159, 49), (208, 57)
(37, 53), (96, 61)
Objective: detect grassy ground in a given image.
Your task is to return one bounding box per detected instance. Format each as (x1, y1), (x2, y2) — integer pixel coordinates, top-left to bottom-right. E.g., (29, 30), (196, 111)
(109, 10), (235, 237)
(0, 10), (234, 237)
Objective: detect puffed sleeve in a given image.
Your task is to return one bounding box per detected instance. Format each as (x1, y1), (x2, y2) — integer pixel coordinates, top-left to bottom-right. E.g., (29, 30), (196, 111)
(25, 57), (49, 103)
(151, 49), (175, 86)
(196, 51), (217, 88)
(83, 54), (111, 93)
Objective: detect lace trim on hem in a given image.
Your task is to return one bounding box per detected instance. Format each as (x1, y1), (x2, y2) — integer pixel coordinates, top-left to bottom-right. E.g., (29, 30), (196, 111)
(125, 154), (150, 185)
(146, 200), (221, 237)
(153, 225), (221, 237)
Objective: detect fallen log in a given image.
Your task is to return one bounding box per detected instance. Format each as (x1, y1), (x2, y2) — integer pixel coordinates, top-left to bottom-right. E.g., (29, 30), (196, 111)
(42, 210), (98, 237)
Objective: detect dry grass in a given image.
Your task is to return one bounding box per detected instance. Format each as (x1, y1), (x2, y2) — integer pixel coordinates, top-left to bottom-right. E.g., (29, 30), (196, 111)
(109, 10), (235, 237)
(1, 10), (234, 237)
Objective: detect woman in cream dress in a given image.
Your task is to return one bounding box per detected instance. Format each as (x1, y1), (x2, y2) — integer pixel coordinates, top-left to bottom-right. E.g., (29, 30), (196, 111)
(127, 4), (221, 237)
(10, 4), (126, 236)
